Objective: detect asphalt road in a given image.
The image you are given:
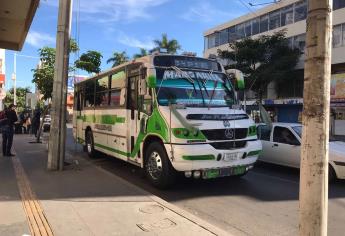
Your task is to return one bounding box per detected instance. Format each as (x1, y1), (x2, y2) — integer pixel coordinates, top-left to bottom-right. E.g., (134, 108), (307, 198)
(65, 128), (345, 236)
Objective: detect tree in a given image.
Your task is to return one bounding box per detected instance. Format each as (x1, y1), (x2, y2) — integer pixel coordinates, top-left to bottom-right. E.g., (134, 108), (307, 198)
(4, 87), (31, 111)
(106, 51), (129, 67)
(75, 50), (103, 74)
(218, 30), (301, 102)
(153, 33), (181, 54)
(133, 48), (148, 59)
(32, 39), (79, 100)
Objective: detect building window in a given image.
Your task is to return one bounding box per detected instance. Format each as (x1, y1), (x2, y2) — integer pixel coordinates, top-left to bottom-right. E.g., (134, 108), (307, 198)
(333, 24), (343, 48)
(252, 17), (260, 35)
(208, 33), (217, 49)
(281, 4), (294, 26)
(236, 23), (245, 39)
(334, 0), (345, 10)
(219, 29), (229, 45)
(294, 0), (307, 22)
(343, 24), (345, 46)
(269, 10), (281, 30)
(260, 14), (269, 33)
(204, 37), (208, 51)
(245, 21), (252, 37)
(294, 34), (306, 52)
(228, 26), (237, 42)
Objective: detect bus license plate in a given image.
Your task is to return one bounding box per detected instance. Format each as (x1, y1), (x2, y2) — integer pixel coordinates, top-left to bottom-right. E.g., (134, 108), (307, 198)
(223, 153), (240, 162)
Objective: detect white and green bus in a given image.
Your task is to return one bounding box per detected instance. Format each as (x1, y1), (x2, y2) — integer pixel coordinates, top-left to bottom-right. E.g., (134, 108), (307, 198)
(73, 54), (262, 188)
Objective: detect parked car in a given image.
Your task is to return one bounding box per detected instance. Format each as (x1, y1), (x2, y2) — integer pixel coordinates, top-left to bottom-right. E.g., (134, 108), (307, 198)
(42, 115), (51, 132)
(257, 122), (345, 181)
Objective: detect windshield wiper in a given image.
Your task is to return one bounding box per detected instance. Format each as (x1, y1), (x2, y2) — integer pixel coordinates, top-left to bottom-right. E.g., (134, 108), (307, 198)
(170, 66), (205, 106)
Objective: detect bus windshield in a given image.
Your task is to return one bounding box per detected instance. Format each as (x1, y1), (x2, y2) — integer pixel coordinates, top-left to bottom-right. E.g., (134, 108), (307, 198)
(155, 68), (236, 107)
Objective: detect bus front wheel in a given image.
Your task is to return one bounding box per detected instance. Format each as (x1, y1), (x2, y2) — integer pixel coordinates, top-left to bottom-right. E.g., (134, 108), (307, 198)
(145, 142), (175, 189)
(85, 130), (96, 158)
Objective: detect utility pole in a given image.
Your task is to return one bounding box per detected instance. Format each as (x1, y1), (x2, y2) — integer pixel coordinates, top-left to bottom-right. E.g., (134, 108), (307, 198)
(47, 0), (72, 171)
(299, 0), (332, 235)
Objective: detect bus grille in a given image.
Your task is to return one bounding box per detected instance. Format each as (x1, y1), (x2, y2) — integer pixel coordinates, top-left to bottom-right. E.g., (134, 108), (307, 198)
(202, 128), (248, 140)
(209, 141), (247, 150)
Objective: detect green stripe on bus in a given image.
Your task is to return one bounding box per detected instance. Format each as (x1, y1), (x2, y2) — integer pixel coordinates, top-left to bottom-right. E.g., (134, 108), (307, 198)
(94, 143), (129, 157)
(182, 155), (215, 160)
(247, 150), (262, 156)
(79, 115), (126, 124)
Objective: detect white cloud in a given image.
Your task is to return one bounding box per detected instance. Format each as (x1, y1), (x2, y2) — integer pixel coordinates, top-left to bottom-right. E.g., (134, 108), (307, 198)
(44, 0), (169, 23)
(26, 31), (55, 47)
(181, 2), (239, 23)
(117, 32), (155, 50)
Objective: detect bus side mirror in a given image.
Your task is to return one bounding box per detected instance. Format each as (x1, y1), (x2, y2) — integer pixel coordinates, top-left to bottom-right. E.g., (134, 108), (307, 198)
(147, 75), (156, 88)
(226, 69), (245, 90)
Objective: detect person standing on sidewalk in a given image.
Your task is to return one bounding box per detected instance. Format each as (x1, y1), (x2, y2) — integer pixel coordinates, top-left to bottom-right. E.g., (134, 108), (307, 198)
(2, 104), (18, 156)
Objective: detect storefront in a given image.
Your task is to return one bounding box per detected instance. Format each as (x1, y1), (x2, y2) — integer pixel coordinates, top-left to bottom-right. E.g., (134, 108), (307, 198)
(331, 73), (345, 135)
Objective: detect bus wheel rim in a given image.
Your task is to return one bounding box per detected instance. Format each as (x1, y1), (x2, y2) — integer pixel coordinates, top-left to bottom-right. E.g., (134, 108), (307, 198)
(147, 151), (163, 180)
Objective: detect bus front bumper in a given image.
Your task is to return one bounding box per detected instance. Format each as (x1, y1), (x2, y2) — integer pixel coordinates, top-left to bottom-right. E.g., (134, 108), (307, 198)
(164, 140), (262, 174)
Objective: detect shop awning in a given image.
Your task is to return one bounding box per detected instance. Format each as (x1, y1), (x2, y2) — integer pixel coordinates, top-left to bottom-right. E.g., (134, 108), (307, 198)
(0, 0), (39, 51)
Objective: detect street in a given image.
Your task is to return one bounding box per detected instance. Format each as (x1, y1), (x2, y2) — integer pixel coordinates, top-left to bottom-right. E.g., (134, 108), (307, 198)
(65, 128), (345, 236)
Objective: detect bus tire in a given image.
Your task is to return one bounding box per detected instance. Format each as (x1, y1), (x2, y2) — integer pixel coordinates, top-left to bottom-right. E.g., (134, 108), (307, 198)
(145, 142), (175, 189)
(85, 130), (96, 158)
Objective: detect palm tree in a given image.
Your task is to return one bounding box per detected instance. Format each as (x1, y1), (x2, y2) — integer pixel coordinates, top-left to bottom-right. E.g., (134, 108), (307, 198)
(107, 51), (129, 67)
(133, 48), (148, 59)
(153, 33), (181, 54)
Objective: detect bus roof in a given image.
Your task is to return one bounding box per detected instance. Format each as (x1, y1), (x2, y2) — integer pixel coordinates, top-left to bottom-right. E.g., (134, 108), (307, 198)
(75, 54), (222, 84)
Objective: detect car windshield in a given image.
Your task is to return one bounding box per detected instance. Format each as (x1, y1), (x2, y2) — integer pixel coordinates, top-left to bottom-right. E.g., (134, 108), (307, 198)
(292, 126), (302, 137)
(292, 125), (340, 141)
(155, 68), (236, 107)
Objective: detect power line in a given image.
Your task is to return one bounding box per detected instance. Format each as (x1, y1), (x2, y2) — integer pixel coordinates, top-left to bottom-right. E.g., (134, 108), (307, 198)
(237, 0), (259, 17)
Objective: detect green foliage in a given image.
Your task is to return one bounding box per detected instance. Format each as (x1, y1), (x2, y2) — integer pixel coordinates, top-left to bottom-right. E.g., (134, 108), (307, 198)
(152, 33), (181, 54)
(218, 30), (301, 101)
(69, 38), (79, 53)
(107, 51), (129, 67)
(4, 87), (31, 112)
(75, 50), (103, 74)
(32, 39), (79, 100)
(133, 48), (148, 59)
(32, 47), (56, 100)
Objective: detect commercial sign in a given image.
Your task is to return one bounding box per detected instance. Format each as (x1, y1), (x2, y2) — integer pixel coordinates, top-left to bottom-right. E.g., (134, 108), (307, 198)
(331, 73), (345, 102)
(68, 75), (87, 93)
(0, 49), (5, 84)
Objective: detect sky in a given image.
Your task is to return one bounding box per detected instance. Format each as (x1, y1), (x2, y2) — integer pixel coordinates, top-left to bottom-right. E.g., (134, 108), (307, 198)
(4, 0), (264, 92)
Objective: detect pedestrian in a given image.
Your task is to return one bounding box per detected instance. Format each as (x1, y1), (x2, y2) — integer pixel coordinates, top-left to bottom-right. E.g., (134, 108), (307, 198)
(2, 104), (18, 156)
(32, 108), (41, 137)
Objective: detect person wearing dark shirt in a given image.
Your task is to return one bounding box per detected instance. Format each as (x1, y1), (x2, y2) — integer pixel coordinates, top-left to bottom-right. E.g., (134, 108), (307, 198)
(3, 104), (18, 156)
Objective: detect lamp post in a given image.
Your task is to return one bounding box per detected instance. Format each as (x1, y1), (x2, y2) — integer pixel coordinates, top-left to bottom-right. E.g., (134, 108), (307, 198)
(12, 53), (16, 105)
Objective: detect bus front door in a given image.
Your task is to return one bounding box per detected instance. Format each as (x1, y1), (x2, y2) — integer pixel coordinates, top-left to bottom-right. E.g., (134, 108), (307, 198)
(127, 65), (141, 164)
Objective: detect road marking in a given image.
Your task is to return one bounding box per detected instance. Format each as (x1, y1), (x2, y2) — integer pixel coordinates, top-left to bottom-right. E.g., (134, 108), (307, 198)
(11, 155), (54, 236)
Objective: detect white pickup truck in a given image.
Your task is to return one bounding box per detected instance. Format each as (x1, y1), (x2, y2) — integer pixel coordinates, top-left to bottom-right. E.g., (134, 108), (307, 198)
(257, 122), (345, 181)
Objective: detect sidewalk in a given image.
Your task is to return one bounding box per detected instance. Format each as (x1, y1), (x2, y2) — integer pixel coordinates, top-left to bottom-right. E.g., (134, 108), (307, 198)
(0, 133), (228, 236)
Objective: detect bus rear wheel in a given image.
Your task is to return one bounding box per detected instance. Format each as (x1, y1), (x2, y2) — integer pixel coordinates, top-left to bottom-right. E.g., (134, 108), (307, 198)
(85, 130), (96, 158)
(145, 142), (175, 189)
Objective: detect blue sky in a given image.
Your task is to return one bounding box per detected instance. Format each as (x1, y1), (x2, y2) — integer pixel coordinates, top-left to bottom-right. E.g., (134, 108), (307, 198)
(4, 0), (263, 91)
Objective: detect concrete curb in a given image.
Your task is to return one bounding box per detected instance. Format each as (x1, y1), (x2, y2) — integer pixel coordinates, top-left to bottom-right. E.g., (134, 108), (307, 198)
(72, 152), (230, 236)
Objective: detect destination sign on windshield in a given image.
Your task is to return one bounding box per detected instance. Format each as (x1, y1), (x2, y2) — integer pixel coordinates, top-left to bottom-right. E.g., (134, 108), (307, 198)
(154, 55), (221, 71)
(163, 70), (223, 81)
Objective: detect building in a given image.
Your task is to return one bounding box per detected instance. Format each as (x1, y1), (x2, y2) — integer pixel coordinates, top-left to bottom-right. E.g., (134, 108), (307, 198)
(66, 75), (87, 119)
(0, 49), (6, 109)
(204, 0), (345, 134)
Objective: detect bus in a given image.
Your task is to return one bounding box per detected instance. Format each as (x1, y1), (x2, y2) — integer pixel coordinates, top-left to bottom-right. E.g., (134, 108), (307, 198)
(73, 53), (262, 188)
